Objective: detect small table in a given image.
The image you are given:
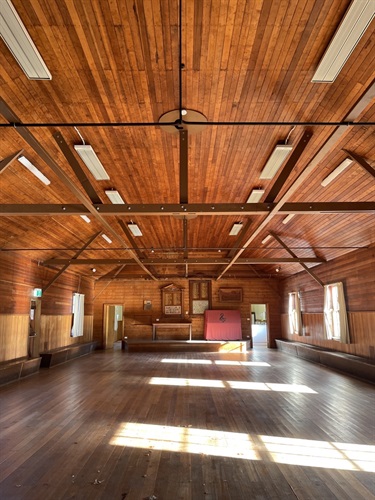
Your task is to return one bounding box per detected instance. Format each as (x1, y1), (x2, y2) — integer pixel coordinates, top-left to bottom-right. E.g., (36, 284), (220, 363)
(152, 322), (192, 341)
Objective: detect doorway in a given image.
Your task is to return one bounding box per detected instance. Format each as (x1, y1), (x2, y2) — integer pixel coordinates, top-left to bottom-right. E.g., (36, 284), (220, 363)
(29, 298), (41, 358)
(251, 304), (268, 347)
(103, 304), (124, 349)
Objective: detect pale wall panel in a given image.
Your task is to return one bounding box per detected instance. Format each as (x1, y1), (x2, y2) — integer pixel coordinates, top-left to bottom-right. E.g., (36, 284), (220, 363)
(0, 315), (29, 362)
(280, 312), (375, 358)
(40, 315), (93, 351)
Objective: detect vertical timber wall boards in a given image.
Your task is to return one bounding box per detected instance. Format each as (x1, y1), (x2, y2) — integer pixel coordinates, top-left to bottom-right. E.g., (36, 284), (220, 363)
(0, 253), (94, 362)
(93, 278), (281, 348)
(279, 248), (375, 359)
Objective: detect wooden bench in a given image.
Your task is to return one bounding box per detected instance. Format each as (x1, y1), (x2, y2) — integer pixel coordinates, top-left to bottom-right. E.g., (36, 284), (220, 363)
(0, 357), (41, 386)
(40, 341), (98, 368)
(275, 339), (375, 384)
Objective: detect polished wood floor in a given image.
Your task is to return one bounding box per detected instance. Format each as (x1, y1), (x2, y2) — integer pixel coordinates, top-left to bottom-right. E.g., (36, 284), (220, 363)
(0, 345), (374, 500)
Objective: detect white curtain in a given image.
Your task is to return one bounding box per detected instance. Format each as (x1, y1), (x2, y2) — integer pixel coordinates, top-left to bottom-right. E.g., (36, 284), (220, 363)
(71, 293), (84, 337)
(288, 292), (302, 335)
(324, 282), (350, 343)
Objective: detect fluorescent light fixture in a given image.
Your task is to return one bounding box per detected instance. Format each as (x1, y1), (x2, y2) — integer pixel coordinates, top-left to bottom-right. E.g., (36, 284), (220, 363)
(0, 0), (52, 80)
(321, 158), (353, 187)
(312, 0), (375, 83)
(80, 215), (91, 223)
(282, 214), (295, 224)
(74, 145), (109, 180)
(128, 223), (143, 237)
(260, 145), (293, 179)
(262, 235), (272, 244)
(229, 223), (243, 236)
(18, 156), (51, 185)
(105, 189), (125, 204)
(247, 189), (265, 203)
(101, 234), (112, 244)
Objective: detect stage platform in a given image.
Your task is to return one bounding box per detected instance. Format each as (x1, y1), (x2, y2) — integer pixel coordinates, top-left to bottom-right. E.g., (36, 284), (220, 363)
(124, 339), (250, 353)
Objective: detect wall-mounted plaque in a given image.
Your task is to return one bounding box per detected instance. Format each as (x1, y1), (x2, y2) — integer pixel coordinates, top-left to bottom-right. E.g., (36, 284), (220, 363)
(161, 284), (184, 318)
(219, 287), (243, 303)
(165, 305), (182, 315)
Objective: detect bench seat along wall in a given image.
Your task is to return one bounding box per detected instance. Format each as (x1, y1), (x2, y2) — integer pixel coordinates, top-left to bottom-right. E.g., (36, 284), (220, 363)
(93, 278), (282, 348)
(279, 247), (375, 359)
(0, 253), (94, 363)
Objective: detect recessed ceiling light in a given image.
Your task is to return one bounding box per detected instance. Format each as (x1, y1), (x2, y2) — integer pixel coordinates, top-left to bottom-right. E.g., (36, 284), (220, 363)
(74, 145), (110, 180)
(101, 234), (112, 244)
(229, 223), (243, 236)
(128, 223), (143, 237)
(282, 214), (295, 224)
(247, 189), (265, 203)
(260, 145), (293, 180)
(80, 215), (91, 223)
(105, 189), (125, 204)
(18, 156), (51, 185)
(262, 235), (272, 244)
(321, 158), (353, 186)
(0, 0), (52, 80)
(312, 0), (375, 83)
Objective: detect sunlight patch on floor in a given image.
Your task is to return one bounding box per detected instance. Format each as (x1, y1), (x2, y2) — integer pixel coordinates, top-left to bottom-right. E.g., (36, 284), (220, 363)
(161, 359), (212, 364)
(150, 377), (317, 393)
(110, 422), (258, 460)
(214, 360), (271, 366)
(110, 422), (375, 472)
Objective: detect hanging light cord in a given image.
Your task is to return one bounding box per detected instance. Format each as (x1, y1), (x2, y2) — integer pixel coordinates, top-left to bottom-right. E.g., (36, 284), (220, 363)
(74, 126), (85, 145)
(285, 125), (296, 144)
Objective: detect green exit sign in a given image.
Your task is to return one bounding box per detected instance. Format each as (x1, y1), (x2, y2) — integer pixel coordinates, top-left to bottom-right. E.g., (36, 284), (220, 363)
(33, 288), (42, 297)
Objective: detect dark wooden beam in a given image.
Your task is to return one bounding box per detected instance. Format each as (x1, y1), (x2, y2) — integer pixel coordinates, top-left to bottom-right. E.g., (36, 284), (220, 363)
(279, 202), (375, 214)
(180, 129), (188, 204)
(343, 149), (375, 179)
(269, 231), (324, 287)
(117, 219), (145, 260)
(43, 257), (325, 266)
(53, 132), (102, 204)
(117, 219), (159, 277)
(216, 81), (375, 280)
(0, 99), (157, 281)
(265, 130), (312, 203)
(1, 202), (374, 217)
(183, 217), (189, 277)
(42, 231), (101, 293)
(94, 264), (126, 298)
(0, 150), (24, 174)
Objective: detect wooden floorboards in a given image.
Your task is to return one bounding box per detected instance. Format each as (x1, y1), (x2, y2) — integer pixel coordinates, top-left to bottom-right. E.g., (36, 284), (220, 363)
(0, 346), (374, 499)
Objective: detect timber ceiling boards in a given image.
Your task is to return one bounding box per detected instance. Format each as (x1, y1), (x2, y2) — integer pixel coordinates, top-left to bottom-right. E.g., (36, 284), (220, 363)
(0, 0), (374, 282)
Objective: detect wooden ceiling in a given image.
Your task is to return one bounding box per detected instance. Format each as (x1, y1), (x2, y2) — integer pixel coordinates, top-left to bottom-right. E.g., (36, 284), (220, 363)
(0, 0), (374, 283)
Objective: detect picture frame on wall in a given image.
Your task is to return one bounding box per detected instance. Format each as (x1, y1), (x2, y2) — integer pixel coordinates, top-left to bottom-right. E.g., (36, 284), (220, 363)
(218, 287), (243, 303)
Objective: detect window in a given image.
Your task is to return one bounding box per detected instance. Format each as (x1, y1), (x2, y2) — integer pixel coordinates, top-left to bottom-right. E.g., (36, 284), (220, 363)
(323, 282), (350, 343)
(288, 292), (302, 335)
(189, 280), (211, 315)
(71, 293), (84, 337)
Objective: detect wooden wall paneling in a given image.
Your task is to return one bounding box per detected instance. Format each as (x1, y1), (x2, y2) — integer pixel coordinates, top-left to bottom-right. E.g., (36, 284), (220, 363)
(279, 248), (375, 359)
(40, 314), (93, 352)
(0, 315), (29, 362)
(281, 311), (374, 358)
(93, 278), (281, 347)
(348, 312), (375, 358)
(0, 253), (94, 358)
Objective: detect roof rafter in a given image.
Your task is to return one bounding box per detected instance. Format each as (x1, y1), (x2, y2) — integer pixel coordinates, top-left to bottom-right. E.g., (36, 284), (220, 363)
(0, 202), (373, 216)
